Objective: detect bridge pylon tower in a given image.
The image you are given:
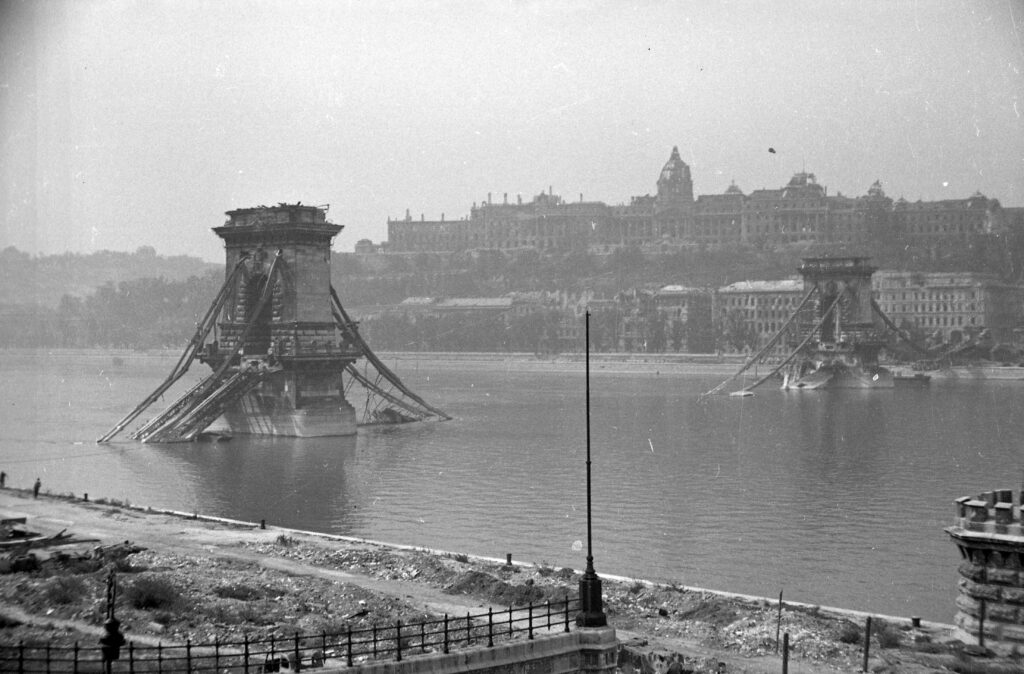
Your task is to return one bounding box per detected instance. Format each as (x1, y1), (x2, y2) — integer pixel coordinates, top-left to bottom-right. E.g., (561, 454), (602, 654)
(98, 203), (448, 444)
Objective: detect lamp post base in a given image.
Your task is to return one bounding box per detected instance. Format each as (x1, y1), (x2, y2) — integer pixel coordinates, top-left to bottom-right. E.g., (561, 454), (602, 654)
(576, 568), (607, 628)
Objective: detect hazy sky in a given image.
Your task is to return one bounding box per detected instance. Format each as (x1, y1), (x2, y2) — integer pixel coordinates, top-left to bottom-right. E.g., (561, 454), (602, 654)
(2, 0), (1022, 262)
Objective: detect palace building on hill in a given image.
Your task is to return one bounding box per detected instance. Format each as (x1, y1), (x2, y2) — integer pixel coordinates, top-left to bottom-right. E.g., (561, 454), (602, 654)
(385, 148), (1006, 255)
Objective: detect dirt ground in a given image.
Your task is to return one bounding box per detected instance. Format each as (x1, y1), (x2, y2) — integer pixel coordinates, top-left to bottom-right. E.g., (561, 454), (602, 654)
(1, 489), (1020, 673)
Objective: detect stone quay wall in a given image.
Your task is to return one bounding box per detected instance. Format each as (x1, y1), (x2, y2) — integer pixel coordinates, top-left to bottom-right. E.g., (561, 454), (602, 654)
(946, 488), (1024, 655)
(321, 627), (617, 674)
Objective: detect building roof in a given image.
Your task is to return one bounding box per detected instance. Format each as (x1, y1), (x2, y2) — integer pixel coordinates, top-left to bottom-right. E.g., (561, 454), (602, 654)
(657, 284), (705, 295)
(399, 297), (436, 306)
(718, 279), (803, 293)
(436, 297), (514, 309)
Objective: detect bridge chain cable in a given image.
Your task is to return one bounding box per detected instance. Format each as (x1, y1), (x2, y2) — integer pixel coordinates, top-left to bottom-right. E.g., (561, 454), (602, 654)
(700, 285), (817, 397)
(131, 253), (285, 443)
(96, 256), (251, 443)
(734, 290), (849, 394)
(330, 286), (451, 421)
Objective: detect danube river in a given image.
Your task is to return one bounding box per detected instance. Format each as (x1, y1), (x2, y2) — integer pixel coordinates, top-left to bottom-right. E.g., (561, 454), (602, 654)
(2, 350), (1021, 622)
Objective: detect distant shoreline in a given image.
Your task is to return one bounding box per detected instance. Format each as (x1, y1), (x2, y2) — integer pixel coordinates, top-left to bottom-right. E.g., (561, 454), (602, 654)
(2, 347), (749, 376)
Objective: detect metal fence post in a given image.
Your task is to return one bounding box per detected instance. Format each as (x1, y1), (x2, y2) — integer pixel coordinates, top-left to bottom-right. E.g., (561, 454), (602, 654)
(73, 642), (79, 674)
(488, 608), (494, 647)
(294, 632), (302, 672)
(18, 641), (23, 674)
(243, 635), (249, 674)
(528, 602), (534, 640)
(128, 641), (134, 674)
(782, 632), (789, 674)
(346, 626), (353, 667)
(157, 643), (163, 674)
(564, 595), (570, 632)
(420, 621), (426, 653)
(443, 615), (449, 654)
(546, 599), (552, 630)
(862, 616), (871, 672)
(396, 620), (402, 662)
(776, 590), (783, 653)
(373, 625), (378, 659)
(213, 637), (219, 672)
(46, 643), (51, 673)
(466, 612), (472, 646)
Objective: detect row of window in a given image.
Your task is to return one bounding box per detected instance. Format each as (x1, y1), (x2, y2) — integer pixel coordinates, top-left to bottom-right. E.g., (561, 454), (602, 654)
(879, 303), (979, 313)
(879, 290), (979, 301)
(720, 296), (799, 307)
(389, 217), (987, 250)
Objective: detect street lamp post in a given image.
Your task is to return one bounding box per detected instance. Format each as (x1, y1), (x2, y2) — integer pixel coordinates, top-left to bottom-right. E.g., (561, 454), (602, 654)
(577, 310), (607, 627)
(99, 570), (125, 674)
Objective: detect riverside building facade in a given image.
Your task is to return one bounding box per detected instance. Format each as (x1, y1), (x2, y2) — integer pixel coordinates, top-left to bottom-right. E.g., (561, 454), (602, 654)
(872, 271), (1023, 343)
(385, 148), (1005, 255)
(713, 279), (805, 352)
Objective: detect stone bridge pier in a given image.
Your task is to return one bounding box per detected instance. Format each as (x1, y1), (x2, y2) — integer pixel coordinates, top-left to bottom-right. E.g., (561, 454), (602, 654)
(947, 488), (1024, 655)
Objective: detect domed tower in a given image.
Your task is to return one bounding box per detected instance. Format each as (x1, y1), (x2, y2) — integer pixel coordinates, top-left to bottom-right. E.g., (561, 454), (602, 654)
(655, 146), (694, 213)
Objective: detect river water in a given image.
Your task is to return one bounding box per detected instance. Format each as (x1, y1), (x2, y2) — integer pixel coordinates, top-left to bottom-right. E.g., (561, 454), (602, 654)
(1, 350), (1020, 623)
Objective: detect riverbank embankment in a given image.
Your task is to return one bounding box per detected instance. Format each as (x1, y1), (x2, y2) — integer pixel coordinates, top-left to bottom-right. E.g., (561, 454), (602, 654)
(2, 347), (749, 377)
(4, 488), (1016, 673)
(380, 351), (747, 376)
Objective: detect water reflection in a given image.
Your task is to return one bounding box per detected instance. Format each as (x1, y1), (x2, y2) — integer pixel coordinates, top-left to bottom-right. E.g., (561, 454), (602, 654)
(143, 435), (361, 531)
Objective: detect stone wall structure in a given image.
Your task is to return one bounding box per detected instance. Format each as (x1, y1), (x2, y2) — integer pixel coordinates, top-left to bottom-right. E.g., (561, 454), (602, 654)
(946, 488), (1024, 655)
(332, 627), (617, 674)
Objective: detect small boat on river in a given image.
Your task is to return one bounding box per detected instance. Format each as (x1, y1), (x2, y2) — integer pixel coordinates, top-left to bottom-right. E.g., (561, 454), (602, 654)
(893, 372), (931, 387)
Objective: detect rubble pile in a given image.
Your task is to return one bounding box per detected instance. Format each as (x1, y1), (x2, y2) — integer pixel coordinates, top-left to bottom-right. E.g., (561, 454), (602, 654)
(3, 513), (1022, 672)
(245, 539), (577, 607)
(0, 544), (439, 648)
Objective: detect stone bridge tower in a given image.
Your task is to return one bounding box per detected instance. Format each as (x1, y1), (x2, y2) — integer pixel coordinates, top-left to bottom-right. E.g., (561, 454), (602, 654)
(797, 257), (884, 346)
(205, 203), (359, 436)
(947, 489), (1024, 655)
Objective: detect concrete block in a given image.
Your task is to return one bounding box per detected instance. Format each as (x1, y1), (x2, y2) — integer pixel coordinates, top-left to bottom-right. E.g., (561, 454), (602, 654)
(968, 500), (990, 522)
(577, 627), (618, 674)
(989, 568), (1019, 586)
(962, 579), (1001, 601)
(985, 602), (1018, 623)
(999, 623), (1024, 643)
(995, 503), (1015, 526)
(958, 561), (986, 582)
(956, 611), (976, 634)
(956, 593), (982, 617)
(992, 550), (1021, 570)
(1000, 587), (1024, 604)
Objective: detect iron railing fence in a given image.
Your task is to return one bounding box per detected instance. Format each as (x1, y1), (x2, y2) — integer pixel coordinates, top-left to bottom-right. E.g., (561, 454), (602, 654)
(2, 595), (580, 673)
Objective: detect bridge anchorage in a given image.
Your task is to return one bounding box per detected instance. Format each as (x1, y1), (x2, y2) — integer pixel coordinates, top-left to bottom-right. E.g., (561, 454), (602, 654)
(98, 203), (449, 444)
(705, 256), (952, 397)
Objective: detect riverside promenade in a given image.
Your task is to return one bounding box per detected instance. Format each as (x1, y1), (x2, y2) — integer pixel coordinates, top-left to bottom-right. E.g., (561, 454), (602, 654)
(3, 487), (1014, 673)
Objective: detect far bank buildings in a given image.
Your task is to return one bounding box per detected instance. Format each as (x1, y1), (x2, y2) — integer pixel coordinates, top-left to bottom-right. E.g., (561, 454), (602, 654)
(376, 148), (1023, 351)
